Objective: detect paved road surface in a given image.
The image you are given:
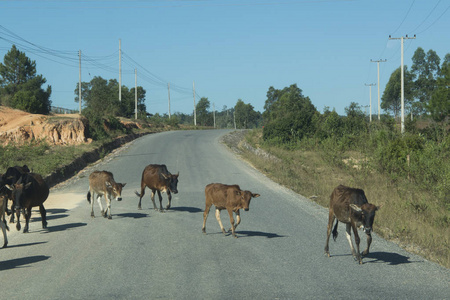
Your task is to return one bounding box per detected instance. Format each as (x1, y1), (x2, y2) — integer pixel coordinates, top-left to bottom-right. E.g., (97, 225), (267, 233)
(1, 130), (449, 299)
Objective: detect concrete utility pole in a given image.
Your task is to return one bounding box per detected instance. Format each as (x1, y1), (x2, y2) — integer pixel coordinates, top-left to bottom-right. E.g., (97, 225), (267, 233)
(168, 83), (171, 119)
(365, 83), (376, 122)
(370, 59), (387, 121)
(193, 81), (197, 126)
(119, 39), (122, 102)
(135, 69), (137, 120)
(78, 50), (82, 114)
(213, 102), (216, 128)
(389, 34), (416, 133)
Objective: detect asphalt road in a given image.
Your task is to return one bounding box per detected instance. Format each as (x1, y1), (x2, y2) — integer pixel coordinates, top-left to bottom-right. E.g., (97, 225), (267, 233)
(1, 130), (449, 299)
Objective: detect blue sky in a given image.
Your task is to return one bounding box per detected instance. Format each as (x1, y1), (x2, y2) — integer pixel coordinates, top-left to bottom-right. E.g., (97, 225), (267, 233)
(0, 0), (449, 116)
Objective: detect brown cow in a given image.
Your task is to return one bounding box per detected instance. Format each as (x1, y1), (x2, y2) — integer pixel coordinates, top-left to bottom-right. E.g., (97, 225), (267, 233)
(202, 183), (260, 238)
(324, 185), (381, 264)
(135, 164), (179, 212)
(5, 173), (49, 233)
(87, 170), (126, 219)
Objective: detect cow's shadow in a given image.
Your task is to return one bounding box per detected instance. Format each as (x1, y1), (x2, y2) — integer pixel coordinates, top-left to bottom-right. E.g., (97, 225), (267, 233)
(115, 212), (149, 219)
(167, 206), (203, 213)
(363, 251), (413, 265)
(46, 222), (87, 233)
(234, 230), (286, 239)
(0, 255), (50, 271)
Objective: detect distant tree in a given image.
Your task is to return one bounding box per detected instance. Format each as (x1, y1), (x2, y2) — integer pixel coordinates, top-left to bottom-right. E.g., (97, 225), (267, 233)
(411, 47), (441, 114)
(428, 59), (450, 123)
(196, 97), (212, 126)
(234, 99), (261, 129)
(344, 102), (367, 135)
(0, 45), (51, 114)
(263, 84), (317, 143)
(382, 66), (414, 118)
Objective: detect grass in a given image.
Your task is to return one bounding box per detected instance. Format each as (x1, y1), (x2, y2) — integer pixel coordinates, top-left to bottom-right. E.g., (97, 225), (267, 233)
(229, 129), (449, 268)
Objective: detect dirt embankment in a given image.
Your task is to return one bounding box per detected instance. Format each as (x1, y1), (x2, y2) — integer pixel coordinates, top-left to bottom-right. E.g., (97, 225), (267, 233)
(0, 106), (89, 145)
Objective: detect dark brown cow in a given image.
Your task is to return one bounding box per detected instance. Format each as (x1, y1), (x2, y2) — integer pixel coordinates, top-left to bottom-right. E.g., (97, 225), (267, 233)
(202, 183), (260, 238)
(1, 165), (30, 223)
(87, 170), (126, 219)
(135, 164), (179, 212)
(5, 173), (49, 233)
(324, 185), (381, 264)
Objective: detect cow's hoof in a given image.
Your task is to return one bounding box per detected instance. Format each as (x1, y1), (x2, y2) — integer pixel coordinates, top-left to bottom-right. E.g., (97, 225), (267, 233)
(165, 205), (171, 210)
(362, 250), (369, 256)
(108, 216), (112, 220)
(16, 224), (21, 231)
(138, 207), (142, 210)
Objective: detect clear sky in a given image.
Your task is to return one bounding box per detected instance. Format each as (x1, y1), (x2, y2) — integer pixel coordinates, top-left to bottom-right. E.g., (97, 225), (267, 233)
(0, 0), (449, 116)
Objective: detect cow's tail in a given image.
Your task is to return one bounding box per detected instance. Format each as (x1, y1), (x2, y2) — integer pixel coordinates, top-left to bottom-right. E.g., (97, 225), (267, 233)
(332, 220), (339, 241)
(135, 191), (142, 198)
(87, 191), (91, 204)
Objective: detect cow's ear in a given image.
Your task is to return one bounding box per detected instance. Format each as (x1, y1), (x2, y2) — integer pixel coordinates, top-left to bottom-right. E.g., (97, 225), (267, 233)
(175, 172), (179, 178)
(24, 182), (32, 189)
(252, 193), (260, 198)
(5, 184), (13, 191)
(121, 183), (127, 187)
(234, 190), (241, 196)
(105, 182), (112, 188)
(376, 204), (383, 211)
(349, 204), (362, 212)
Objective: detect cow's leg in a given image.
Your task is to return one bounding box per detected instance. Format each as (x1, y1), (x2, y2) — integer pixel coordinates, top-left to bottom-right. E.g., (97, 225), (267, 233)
(15, 209), (21, 231)
(0, 206), (7, 248)
(215, 208), (227, 235)
(227, 208), (237, 238)
(23, 207), (31, 233)
(39, 204), (47, 229)
(105, 194), (112, 219)
(9, 202), (15, 223)
(362, 233), (372, 256)
(324, 209), (335, 257)
(90, 191), (95, 218)
(137, 185), (146, 210)
(229, 210), (241, 232)
(150, 189), (158, 211)
(345, 223), (356, 256)
(156, 190), (164, 212)
(202, 203), (212, 234)
(348, 222), (362, 264)
(166, 191), (172, 210)
(96, 195), (105, 217)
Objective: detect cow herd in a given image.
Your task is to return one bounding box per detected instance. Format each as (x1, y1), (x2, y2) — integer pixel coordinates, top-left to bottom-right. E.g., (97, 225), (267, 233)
(0, 163), (381, 264)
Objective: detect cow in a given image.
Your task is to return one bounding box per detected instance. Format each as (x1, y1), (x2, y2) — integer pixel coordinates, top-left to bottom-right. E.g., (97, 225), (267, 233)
(5, 172), (49, 233)
(135, 164), (179, 212)
(87, 170), (126, 219)
(1, 165), (31, 223)
(202, 183), (260, 238)
(324, 185), (381, 264)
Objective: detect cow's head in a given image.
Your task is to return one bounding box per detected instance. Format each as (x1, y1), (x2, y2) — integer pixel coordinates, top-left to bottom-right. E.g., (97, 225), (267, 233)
(106, 181), (126, 201)
(162, 172), (179, 194)
(5, 178), (32, 211)
(237, 190), (260, 211)
(350, 203), (380, 234)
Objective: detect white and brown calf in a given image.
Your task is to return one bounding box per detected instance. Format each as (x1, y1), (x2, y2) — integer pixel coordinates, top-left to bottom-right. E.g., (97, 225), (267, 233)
(87, 171), (126, 219)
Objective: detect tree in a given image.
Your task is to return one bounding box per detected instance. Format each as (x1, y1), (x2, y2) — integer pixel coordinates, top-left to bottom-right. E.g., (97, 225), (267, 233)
(411, 47), (441, 114)
(234, 99), (261, 129)
(196, 97), (212, 126)
(428, 59), (450, 123)
(263, 84), (317, 143)
(0, 45), (51, 114)
(381, 66), (414, 118)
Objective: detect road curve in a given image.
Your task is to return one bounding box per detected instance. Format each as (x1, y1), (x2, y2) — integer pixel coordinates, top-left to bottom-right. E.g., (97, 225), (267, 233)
(1, 130), (449, 299)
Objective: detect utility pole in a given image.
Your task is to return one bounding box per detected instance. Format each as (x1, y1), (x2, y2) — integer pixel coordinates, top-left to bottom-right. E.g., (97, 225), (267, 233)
(193, 81), (197, 126)
(213, 102), (216, 128)
(78, 50), (82, 114)
(167, 83), (171, 119)
(365, 83), (376, 122)
(370, 59), (387, 121)
(389, 34), (416, 133)
(119, 39), (122, 102)
(135, 69), (137, 120)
